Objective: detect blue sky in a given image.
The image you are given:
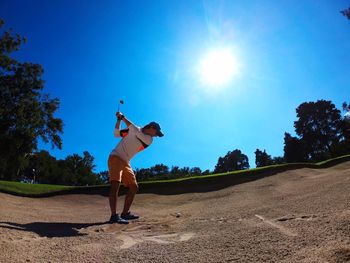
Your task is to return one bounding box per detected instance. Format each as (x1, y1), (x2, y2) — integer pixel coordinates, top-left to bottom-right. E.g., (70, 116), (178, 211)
(2, 0), (350, 172)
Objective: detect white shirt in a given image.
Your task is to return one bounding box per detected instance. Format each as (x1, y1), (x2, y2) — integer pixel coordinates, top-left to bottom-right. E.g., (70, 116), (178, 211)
(110, 123), (153, 163)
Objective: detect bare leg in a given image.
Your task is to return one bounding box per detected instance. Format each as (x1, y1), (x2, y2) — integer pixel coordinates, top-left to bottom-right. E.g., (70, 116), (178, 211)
(109, 181), (120, 215)
(122, 184), (138, 215)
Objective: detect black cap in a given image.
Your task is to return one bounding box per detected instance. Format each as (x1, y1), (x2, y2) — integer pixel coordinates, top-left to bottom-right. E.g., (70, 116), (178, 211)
(148, 121), (164, 137)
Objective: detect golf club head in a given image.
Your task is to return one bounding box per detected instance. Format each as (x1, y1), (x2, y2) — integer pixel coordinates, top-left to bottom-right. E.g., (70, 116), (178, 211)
(118, 99), (124, 112)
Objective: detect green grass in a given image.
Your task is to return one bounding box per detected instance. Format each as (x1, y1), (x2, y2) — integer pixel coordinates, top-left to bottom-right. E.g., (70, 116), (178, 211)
(141, 154), (350, 184)
(315, 154), (350, 165)
(0, 180), (75, 195)
(1, 154), (350, 196)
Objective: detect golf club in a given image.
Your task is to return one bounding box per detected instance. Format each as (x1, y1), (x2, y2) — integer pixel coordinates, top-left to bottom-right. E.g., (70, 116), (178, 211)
(118, 99), (124, 112)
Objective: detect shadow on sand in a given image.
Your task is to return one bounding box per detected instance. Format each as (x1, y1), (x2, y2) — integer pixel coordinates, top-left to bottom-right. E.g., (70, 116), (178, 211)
(0, 221), (109, 238)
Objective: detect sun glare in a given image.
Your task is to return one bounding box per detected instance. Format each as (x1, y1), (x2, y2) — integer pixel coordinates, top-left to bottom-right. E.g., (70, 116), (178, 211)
(198, 47), (239, 88)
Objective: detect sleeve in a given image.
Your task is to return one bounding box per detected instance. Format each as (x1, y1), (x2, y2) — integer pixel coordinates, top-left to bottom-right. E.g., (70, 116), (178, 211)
(128, 123), (138, 132)
(135, 130), (153, 146)
(114, 128), (121, 138)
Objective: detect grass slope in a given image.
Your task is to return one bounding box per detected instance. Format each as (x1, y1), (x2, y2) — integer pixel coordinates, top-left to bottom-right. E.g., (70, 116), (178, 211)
(0, 181), (74, 195)
(1, 154), (350, 197)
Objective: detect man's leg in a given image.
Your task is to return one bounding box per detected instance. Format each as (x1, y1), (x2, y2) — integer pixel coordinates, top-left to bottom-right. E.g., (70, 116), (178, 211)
(109, 180), (120, 215)
(107, 155), (128, 224)
(122, 184), (139, 215)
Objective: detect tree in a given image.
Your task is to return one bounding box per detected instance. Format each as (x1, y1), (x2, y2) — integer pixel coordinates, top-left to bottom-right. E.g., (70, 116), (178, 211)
(294, 100), (343, 161)
(271, 156), (285, 165)
(25, 150), (59, 184)
(0, 19), (63, 181)
(283, 133), (306, 163)
(180, 167), (190, 176)
(151, 164), (169, 176)
(96, 170), (109, 184)
(255, 149), (273, 167)
(80, 151), (97, 185)
(214, 149), (249, 173)
(332, 101), (350, 156)
(135, 168), (151, 181)
(202, 169), (211, 175)
(341, 102), (350, 140)
(170, 166), (181, 175)
(190, 167), (202, 176)
(63, 151), (97, 186)
(136, 165), (205, 181)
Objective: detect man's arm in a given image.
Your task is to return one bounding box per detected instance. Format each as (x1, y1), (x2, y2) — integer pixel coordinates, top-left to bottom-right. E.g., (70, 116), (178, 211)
(115, 119), (121, 129)
(114, 118), (122, 137)
(122, 116), (133, 127)
(114, 112), (125, 137)
(117, 112), (134, 127)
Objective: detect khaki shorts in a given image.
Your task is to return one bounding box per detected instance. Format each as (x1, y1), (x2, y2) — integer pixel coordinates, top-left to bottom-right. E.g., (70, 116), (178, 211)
(108, 155), (137, 187)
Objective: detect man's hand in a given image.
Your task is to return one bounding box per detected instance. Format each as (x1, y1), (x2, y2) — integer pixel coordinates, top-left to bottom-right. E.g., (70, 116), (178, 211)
(116, 111), (124, 120)
(116, 111), (132, 127)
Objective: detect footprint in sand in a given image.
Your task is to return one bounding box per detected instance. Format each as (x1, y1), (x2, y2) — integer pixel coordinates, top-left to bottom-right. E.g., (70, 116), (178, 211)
(117, 219), (195, 249)
(81, 218), (196, 249)
(118, 232), (195, 249)
(194, 217), (232, 223)
(255, 214), (318, 237)
(255, 214), (298, 237)
(276, 214), (318, 222)
(84, 218), (175, 234)
(9, 235), (47, 243)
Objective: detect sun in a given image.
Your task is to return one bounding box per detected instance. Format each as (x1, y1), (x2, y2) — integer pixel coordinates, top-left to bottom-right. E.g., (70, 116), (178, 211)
(198, 47), (239, 88)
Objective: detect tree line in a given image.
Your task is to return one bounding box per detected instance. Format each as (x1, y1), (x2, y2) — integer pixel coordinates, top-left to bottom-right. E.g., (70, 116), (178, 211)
(1, 18), (350, 185)
(21, 150), (103, 186)
(214, 100), (350, 172)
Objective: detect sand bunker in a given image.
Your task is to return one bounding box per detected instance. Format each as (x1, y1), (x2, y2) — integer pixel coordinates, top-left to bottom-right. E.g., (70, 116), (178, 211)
(1, 162), (350, 262)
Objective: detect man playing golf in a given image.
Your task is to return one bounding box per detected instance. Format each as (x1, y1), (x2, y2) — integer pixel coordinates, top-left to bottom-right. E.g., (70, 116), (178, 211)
(108, 111), (164, 224)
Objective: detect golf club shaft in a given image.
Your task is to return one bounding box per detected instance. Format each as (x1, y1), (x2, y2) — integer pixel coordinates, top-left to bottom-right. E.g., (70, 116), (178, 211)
(118, 99), (124, 113)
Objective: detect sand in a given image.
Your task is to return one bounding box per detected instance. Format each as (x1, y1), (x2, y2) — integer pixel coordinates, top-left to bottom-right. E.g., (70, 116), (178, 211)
(1, 162), (350, 263)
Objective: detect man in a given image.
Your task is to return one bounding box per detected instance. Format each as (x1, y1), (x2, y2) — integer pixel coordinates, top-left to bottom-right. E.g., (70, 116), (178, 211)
(108, 111), (164, 224)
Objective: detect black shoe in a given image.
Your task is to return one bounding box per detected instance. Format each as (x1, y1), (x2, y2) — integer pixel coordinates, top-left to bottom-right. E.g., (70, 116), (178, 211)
(109, 214), (129, 224)
(121, 212), (139, 220)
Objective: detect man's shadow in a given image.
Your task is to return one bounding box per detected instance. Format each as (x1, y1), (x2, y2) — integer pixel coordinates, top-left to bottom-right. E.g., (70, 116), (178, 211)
(0, 221), (109, 238)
